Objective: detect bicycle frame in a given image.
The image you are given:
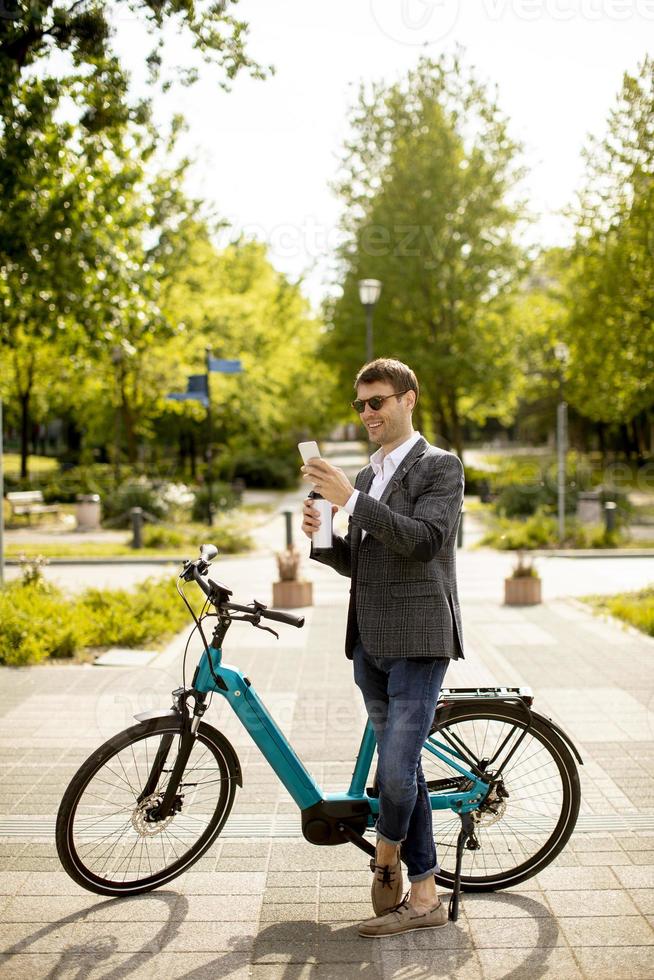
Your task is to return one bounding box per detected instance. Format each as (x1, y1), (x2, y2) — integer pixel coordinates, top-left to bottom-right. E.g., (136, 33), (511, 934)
(192, 644), (490, 823)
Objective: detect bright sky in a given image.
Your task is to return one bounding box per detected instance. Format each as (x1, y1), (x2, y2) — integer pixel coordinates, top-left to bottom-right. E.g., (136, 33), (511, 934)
(114, 1), (652, 308)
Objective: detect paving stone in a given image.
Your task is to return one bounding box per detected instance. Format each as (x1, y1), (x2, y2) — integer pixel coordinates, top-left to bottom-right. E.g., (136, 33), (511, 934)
(535, 866), (621, 891)
(0, 872), (27, 896)
(162, 920), (257, 952)
(249, 965), (316, 979)
(158, 951), (254, 977)
(267, 871), (318, 888)
(572, 945), (654, 979)
(577, 850), (634, 866)
(175, 871), (267, 895)
(613, 865), (654, 889)
(319, 885), (370, 903)
(461, 891), (550, 918)
(263, 886), (317, 904)
(383, 921), (473, 951)
(0, 951), (168, 979)
(1, 920), (163, 954)
(259, 903), (316, 922)
(318, 871), (371, 887)
(558, 914), (654, 946)
(623, 851), (654, 865)
(215, 856), (266, 872)
(249, 943), (319, 964)
(546, 888), (640, 917)
(318, 902), (372, 923)
(476, 946), (583, 979)
(323, 947), (481, 976)
(630, 888), (654, 915)
(468, 914), (564, 949)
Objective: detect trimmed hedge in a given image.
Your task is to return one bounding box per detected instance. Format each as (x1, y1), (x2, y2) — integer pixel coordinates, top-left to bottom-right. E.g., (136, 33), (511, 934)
(584, 586), (654, 637)
(0, 577), (201, 667)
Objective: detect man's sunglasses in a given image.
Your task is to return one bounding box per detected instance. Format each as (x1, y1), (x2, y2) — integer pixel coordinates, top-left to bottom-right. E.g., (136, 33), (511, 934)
(351, 390), (411, 414)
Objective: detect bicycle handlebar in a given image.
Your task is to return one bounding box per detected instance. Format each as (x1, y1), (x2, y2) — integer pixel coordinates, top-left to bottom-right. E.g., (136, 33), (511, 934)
(188, 562), (305, 630)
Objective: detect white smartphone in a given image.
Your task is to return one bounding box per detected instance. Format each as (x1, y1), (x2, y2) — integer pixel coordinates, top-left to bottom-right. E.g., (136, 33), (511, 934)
(298, 441), (321, 464)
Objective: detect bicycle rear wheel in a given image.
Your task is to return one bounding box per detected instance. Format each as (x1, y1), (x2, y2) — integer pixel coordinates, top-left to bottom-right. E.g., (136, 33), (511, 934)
(56, 717), (240, 896)
(427, 702), (580, 892)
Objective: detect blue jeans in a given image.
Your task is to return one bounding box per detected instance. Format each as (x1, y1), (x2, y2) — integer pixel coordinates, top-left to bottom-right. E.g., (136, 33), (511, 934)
(352, 640), (449, 882)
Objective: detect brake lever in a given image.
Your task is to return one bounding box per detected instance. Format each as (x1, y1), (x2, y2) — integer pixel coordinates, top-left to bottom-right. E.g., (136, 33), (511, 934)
(255, 624), (279, 640)
(228, 614), (280, 640)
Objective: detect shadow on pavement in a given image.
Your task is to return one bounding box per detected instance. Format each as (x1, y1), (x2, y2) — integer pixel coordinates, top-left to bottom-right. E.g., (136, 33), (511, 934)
(178, 892), (560, 980)
(1, 890), (561, 979)
(1, 891), (184, 979)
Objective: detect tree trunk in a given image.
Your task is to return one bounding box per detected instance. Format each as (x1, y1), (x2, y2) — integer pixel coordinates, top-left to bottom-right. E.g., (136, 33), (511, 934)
(119, 384), (137, 464)
(447, 389), (464, 462)
(189, 430), (197, 480)
(19, 390), (30, 479)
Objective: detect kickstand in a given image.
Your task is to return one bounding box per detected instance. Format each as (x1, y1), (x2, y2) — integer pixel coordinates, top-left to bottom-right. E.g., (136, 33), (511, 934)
(448, 811), (475, 922)
(337, 822), (376, 859)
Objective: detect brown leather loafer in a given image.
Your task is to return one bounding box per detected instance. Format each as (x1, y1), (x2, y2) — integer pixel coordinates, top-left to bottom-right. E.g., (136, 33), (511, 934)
(369, 850), (403, 916)
(358, 897), (448, 937)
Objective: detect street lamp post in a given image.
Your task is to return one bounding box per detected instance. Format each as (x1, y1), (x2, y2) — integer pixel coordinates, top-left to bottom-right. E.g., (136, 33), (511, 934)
(111, 345), (123, 484)
(358, 279), (382, 363)
(205, 346), (214, 527)
(554, 342), (570, 544)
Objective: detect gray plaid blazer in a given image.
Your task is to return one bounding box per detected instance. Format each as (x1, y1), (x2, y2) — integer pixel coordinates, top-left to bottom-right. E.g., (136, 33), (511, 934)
(311, 437), (464, 660)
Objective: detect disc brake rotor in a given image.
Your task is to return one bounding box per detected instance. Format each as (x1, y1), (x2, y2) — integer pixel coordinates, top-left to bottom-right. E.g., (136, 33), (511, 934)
(131, 794), (176, 837)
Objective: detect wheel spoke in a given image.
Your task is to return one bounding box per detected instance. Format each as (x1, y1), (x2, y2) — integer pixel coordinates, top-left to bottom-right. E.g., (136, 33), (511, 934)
(425, 709), (579, 887)
(58, 723), (235, 893)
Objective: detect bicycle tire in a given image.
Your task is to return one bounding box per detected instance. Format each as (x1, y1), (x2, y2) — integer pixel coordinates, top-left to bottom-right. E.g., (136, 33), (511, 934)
(56, 717), (240, 896)
(427, 702), (581, 892)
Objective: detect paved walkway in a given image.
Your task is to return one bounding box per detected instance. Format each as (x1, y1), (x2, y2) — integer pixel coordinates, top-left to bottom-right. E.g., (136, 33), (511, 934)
(1, 538), (654, 979)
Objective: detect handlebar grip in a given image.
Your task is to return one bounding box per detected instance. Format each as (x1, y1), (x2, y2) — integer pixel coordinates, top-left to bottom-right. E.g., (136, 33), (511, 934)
(192, 566), (213, 598)
(262, 608), (305, 629)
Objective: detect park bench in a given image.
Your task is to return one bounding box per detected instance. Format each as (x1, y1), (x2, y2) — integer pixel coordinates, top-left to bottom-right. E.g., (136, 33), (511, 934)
(6, 490), (61, 522)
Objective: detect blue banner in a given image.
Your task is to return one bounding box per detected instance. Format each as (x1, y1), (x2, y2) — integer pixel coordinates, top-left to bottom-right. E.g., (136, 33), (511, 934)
(207, 357), (243, 374)
(166, 374), (209, 408)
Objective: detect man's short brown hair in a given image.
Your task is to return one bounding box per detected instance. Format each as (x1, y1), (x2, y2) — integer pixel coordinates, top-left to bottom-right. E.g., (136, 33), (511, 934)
(354, 358), (419, 403)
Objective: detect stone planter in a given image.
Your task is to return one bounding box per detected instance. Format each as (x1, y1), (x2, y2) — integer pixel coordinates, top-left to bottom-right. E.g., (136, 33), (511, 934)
(272, 579), (313, 609)
(504, 576), (542, 606)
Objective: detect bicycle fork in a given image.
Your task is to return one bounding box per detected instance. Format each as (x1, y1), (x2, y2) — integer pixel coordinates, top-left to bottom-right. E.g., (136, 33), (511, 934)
(137, 689), (208, 820)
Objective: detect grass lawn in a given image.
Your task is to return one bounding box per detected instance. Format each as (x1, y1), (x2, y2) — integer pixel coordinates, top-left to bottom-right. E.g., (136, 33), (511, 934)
(2, 453), (58, 475)
(583, 586), (654, 637)
(4, 512), (256, 558)
(5, 542), (187, 559)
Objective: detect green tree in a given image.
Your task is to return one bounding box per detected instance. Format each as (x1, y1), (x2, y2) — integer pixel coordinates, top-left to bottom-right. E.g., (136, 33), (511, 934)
(0, 1), (268, 105)
(565, 57), (654, 456)
(156, 221), (334, 477)
(0, 0), (270, 475)
(0, 73), (192, 473)
(323, 54), (527, 457)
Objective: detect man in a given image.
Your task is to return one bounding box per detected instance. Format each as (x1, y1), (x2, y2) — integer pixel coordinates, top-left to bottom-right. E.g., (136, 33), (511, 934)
(301, 357), (464, 938)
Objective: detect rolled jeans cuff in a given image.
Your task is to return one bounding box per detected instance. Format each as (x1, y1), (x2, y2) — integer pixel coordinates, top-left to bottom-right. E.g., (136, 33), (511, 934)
(376, 829), (403, 848)
(408, 861), (440, 883)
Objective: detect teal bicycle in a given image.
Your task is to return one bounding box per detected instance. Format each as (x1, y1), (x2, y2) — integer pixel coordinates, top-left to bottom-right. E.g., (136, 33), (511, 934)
(56, 546), (582, 921)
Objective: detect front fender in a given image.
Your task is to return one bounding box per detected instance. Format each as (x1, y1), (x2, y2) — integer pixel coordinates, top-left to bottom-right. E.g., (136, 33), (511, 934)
(134, 708), (178, 723)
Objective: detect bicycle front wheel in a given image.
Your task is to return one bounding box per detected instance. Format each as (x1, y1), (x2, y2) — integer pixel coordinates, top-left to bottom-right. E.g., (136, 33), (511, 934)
(56, 717), (240, 896)
(427, 703), (581, 892)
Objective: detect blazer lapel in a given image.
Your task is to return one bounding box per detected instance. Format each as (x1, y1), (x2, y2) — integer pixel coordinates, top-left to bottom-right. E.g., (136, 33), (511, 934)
(357, 465), (374, 495)
(378, 436), (429, 506)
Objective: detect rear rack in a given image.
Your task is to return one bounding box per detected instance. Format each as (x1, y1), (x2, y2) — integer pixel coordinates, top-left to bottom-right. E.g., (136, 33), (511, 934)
(439, 686), (534, 707)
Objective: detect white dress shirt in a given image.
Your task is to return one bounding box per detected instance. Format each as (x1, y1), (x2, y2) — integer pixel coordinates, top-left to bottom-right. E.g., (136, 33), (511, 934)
(343, 431), (422, 539)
